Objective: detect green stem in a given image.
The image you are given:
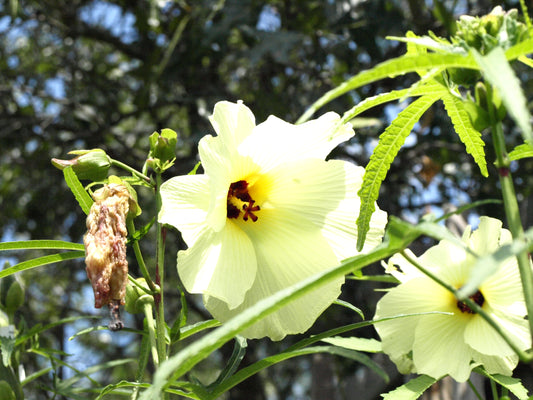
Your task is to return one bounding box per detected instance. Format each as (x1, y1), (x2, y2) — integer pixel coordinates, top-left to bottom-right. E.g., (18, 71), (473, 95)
(110, 159), (153, 185)
(155, 173), (168, 366)
(467, 378), (484, 400)
(127, 219), (157, 293)
(143, 302), (159, 366)
(401, 250), (531, 361)
(487, 84), (533, 349)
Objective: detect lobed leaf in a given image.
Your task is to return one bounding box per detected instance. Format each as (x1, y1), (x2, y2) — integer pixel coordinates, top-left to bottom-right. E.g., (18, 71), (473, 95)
(441, 93), (488, 177)
(509, 143), (533, 161)
(340, 82), (446, 125)
(298, 52), (476, 123)
(356, 94), (441, 251)
(473, 47), (533, 143)
(63, 166), (94, 215)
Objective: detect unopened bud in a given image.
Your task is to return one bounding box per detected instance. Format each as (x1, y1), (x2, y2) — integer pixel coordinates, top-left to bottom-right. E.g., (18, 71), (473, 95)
(0, 274), (24, 314)
(84, 184), (132, 308)
(125, 278), (154, 314)
(52, 149), (111, 181)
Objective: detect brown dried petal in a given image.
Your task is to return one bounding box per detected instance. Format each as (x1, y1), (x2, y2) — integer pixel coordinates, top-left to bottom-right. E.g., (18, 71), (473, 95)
(84, 184), (130, 308)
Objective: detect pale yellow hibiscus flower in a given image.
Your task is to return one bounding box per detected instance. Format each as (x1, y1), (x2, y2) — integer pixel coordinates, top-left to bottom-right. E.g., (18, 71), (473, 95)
(374, 216), (531, 381)
(159, 101), (387, 340)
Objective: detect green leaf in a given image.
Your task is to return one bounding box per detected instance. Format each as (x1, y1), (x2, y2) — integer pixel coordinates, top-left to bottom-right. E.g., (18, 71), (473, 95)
(206, 345), (387, 400)
(340, 82), (446, 125)
(298, 52), (476, 123)
(504, 37), (533, 61)
(441, 93), (488, 177)
(18, 316), (100, 346)
(381, 375), (437, 400)
(0, 334), (15, 367)
(321, 336), (382, 353)
(178, 319), (221, 341)
(356, 94), (441, 251)
(434, 199), (502, 223)
(0, 240), (84, 252)
(0, 251), (85, 280)
(473, 47), (533, 143)
(509, 143), (533, 161)
(475, 367), (530, 399)
(207, 336), (247, 389)
(333, 299), (364, 319)
(63, 166), (93, 215)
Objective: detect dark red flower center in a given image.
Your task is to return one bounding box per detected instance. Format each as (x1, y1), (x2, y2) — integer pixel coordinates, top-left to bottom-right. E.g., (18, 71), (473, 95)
(456, 290), (485, 314)
(227, 180), (260, 222)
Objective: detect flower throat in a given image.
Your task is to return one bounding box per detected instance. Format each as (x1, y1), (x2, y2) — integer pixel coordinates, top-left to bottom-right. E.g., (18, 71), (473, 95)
(227, 180), (260, 222)
(456, 290), (485, 314)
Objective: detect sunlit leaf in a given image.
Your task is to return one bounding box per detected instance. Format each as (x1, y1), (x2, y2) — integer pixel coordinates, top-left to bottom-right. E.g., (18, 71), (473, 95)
(441, 93), (488, 177)
(63, 166), (93, 215)
(475, 367), (530, 399)
(509, 142), (533, 161)
(473, 47), (533, 143)
(356, 94), (441, 250)
(333, 299), (364, 319)
(321, 336), (382, 353)
(298, 52), (476, 123)
(0, 251), (85, 280)
(0, 240), (84, 252)
(382, 375), (438, 400)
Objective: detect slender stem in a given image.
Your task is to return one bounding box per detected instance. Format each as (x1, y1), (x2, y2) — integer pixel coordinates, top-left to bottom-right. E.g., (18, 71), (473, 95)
(401, 251), (532, 361)
(154, 173), (168, 366)
(488, 379), (498, 400)
(487, 84), (533, 347)
(143, 302), (159, 366)
(110, 159), (153, 185)
(467, 378), (484, 400)
(127, 219), (157, 293)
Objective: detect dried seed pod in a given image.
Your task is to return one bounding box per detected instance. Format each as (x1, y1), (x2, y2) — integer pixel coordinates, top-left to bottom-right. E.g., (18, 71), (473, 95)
(84, 183), (131, 309)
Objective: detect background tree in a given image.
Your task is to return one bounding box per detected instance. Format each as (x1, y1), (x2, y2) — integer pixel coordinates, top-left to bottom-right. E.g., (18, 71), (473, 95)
(1, 0), (531, 398)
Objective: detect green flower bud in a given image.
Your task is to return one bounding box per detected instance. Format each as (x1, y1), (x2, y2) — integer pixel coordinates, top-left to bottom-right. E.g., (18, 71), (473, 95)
(147, 129), (177, 172)
(51, 149), (111, 181)
(0, 275), (24, 314)
(0, 380), (16, 400)
(125, 278), (154, 314)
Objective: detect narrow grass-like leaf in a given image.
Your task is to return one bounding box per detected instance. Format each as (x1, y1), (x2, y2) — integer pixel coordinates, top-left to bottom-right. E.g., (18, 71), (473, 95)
(297, 53), (476, 123)
(17, 316), (99, 346)
(509, 143), (533, 161)
(0, 240), (84, 252)
(179, 320), (221, 341)
(434, 199), (502, 223)
(382, 375), (438, 400)
(441, 93), (488, 177)
(0, 251), (85, 280)
(333, 299), (364, 319)
(207, 346), (387, 400)
(356, 94), (441, 251)
(321, 336), (382, 353)
(63, 166), (93, 215)
(475, 367), (529, 399)
(207, 336), (247, 389)
(473, 47), (533, 143)
(340, 82), (446, 125)
(56, 358), (135, 391)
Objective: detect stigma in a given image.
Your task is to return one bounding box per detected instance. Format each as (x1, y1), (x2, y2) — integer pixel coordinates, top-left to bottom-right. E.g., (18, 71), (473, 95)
(227, 180), (261, 222)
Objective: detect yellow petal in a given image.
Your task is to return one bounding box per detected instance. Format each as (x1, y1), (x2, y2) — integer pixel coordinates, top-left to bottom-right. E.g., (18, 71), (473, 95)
(464, 309), (531, 356)
(158, 175), (210, 245)
(471, 351), (518, 376)
(177, 220), (257, 309)
(413, 313), (473, 382)
(205, 208), (342, 340)
(209, 101), (256, 154)
(239, 112), (354, 173)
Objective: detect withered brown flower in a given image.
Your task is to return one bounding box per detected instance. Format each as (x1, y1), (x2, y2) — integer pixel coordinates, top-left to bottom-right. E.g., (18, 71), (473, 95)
(84, 184), (131, 310)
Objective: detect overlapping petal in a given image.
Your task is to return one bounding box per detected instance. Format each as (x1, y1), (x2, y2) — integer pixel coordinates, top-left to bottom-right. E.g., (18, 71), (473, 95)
(159, 100), (387, 340)
(374, 216), (531, 381)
